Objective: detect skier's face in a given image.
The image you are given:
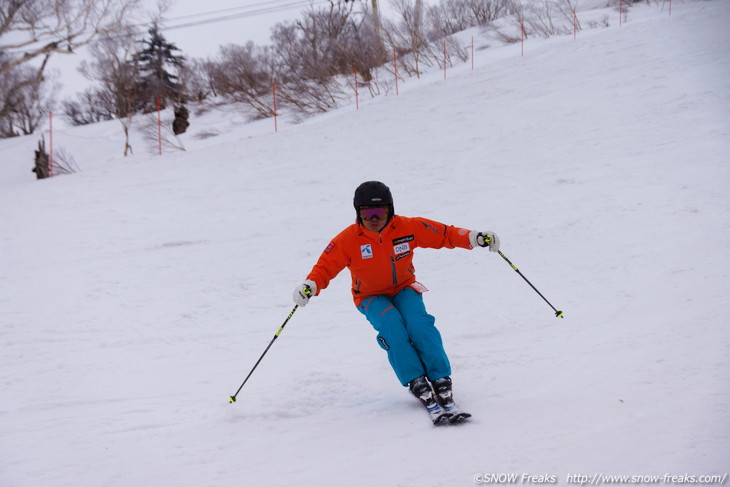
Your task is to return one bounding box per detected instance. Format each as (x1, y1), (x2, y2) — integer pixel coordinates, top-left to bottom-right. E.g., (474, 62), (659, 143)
(359, 206), (389, 233)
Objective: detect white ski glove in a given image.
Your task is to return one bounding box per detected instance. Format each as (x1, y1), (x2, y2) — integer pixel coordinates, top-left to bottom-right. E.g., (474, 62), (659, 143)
(469, 230), (500, 252)
(293, 280), (317, 307)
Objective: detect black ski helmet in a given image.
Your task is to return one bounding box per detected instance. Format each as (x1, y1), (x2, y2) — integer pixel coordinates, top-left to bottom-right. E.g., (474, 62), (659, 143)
(353, 181), (394, 223)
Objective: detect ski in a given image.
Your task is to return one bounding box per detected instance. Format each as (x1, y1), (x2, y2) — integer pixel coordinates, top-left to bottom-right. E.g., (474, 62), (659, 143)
(441, 401), (472, 424)
(432, 377), (472, 424)
(409, 376), (467, 425)
(419, 396), (453, 425)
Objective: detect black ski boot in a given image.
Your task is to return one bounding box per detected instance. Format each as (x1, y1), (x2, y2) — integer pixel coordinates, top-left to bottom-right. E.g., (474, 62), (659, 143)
(408, 376), (451, 425)
(432, 376), (471, 423)
(432, 376), (454, 405)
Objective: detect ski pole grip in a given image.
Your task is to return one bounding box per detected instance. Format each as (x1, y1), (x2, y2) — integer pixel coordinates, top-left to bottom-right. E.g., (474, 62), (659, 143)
(477, 232), (491, 248)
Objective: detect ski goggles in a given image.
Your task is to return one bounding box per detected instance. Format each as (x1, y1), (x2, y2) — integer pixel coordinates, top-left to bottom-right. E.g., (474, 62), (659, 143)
(359, 207), (389, 221)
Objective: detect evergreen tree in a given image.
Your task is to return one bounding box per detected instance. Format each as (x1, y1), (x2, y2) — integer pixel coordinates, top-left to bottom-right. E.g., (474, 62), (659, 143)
(135, 24), (185, 111)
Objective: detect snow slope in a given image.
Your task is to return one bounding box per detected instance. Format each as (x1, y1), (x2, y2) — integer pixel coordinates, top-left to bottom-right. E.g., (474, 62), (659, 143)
(1, 2), (729, 486)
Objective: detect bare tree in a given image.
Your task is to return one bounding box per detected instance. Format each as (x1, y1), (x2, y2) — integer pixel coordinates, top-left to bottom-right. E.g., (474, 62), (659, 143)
(526, 0), (573, 38)
(338, 11), (386, 83)
(0, 0), (143, 73)
(385, 0), (455, 78)
(497, 0), (577, 41)
(206, 42), (274, 118)
(0, 0), (143, 125)
(62, 87), (116, 126)
(467, 0), (512, 25)
(269, 1), (371, 114)
(386, 0), (430, 77)
(496, 0), (526, 44)
(189, 0), (387, 117)
(0, 60), (58, 137)
(370, 0), (387, 62)
(141, 111), (185, 154)
(79, 29), (141, 156)
(8, 68), (58, 136)
(178, 58), (212, 103)
(287, 0), (357, 79)
(49, 146), (80, 175)
(435, 0), (475, 35)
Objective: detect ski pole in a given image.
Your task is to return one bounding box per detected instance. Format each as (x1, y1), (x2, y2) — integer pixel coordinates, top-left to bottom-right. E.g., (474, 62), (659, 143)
(486, 237), (563, 318)
(229, 302), (303, 403)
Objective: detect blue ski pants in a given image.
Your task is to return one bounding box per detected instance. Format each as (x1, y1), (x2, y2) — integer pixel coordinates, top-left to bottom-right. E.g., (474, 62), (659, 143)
(357, 287), (451, 386)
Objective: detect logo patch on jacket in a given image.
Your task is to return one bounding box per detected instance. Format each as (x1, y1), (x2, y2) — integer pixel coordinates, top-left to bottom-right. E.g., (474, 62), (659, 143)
(324, 241), (335, 253)
(395, 251), (411, 261)
(360, 244), (373, 259)
(393, 242), (410, 255)
(392, 235), (414, 245)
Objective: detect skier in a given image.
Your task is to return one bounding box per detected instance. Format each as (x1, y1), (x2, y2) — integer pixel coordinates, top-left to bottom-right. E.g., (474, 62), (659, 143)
(292, 181), (500, 424)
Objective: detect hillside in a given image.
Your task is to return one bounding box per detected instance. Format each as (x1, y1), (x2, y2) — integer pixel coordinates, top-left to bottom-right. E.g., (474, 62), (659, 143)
(1, 1), (729, 486)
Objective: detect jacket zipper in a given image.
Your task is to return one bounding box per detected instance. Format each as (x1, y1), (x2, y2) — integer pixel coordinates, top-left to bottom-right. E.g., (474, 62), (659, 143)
(390, 255), (397, 285)
(378, 232), (398, 285)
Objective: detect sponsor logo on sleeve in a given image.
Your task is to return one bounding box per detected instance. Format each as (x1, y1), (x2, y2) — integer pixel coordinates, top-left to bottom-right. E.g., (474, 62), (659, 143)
(324, 241), (336, 253)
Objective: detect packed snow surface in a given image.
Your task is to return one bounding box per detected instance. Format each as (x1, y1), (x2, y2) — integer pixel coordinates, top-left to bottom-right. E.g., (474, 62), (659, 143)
(1, 2), (728, 486)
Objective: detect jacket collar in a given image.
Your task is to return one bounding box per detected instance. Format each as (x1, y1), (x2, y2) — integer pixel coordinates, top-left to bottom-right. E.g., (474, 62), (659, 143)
(356, 215), (399, 238)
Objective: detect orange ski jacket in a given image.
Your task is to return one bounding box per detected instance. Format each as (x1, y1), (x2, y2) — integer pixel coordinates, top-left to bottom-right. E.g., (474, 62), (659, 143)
(306, 215), (475, 306)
